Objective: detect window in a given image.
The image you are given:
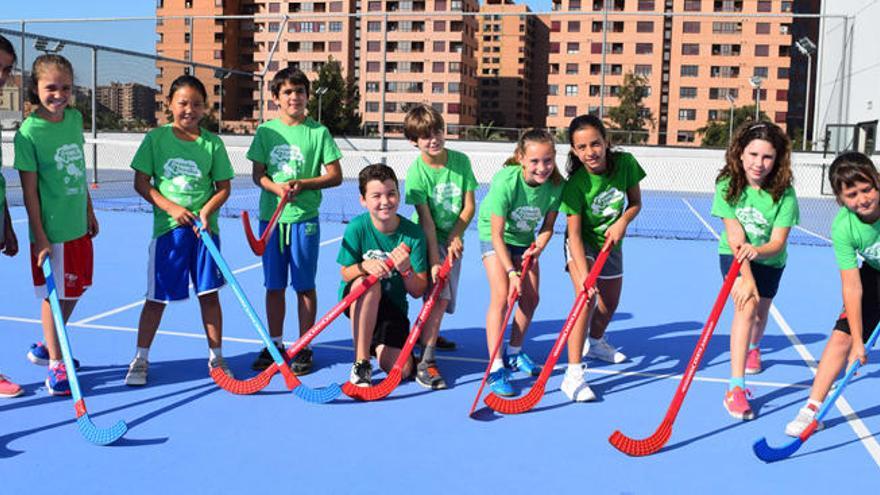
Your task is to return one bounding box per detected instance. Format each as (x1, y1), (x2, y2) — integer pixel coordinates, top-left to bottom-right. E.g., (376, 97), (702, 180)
(565, 84), (578, 96)
(448, 82), (460, 93)
(779, 45), (791, 57)
(435, 0), (446, 10)
(591, 43), (602, 54)
(638, 0), (655, 10)
(564, 106), (577, 117)
(329, 22), (342, 32)
(432, 61), (445, 72)
(756, 23), (770, 35)
(682, 21), (700, 34)
(780, 23), (791, 35)
(713, 0), (742, 12)
(367, 21), (382, 32)
(448, 62), (461, 73)
(710, 65), (739, 78)
(567, 42), (579, 54)
(754, 45), (769, 57)
(680, 87), (697, 98)
(365, 102), (379, 112)
(677, 131), (695, 143)
(775, 111), (787, 123)
(213, 50), (223, 60)
(711, 44), (741, 56)
(680, 65), (699, 77)
(684, 0), (701, 11)
(635, 43), (653, 55)
(566, 63), (579, 75)
(366, 82), (380, 93)
(329, 41), (341, 52)
(548, 85), (559, 96)
(681, 44), (699, 55)
(754, 67), (769, 78)
(568, 21), (581, 32)
(549, 42), (560, 54)
(551, 21), (561, 33)
(432, 103), (443, 113)
(433, 41), (445, 52)
(777, 67), (790, 79)
(757, 1), (771, 12)
(634, 64), (652, 76)
(366, 61), (380, 72)
(548, 105), (558, 116)
(434, 20), (445, 31)
(709, 87), (738, 99)
(367, 41), (380, 52)
(679, 109), (697, 120)
(637, 21), (654, 33)
(330, 2), (343, 12)
(368, 1), (382, 11)
(776, 89), (788, 101)
(268, 3), (280, 13)
(713, 22), (741, 33)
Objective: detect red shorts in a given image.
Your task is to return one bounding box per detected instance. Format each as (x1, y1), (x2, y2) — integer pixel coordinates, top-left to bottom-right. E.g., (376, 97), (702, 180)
(30, 235), (94, 300)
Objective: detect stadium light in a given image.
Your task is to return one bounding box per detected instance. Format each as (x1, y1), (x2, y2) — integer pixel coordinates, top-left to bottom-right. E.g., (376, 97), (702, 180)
(795, 37), (817, 150)
(33, 38), (65, 54)
(726, 92), (736, 144)
(749, 76), (763, 121)
(214, 70), (231, 134)
(315, 86), (329, 122)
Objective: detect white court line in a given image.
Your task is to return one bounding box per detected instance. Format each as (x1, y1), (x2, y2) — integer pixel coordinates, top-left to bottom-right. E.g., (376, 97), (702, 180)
(794, 225), (833, 244)
(0, 315), (810, 391)
(682, 195), (880, 467)
(71, 235), (343, 326)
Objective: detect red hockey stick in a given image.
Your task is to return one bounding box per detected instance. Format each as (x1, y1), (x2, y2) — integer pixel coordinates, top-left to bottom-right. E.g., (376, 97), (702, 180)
(609, 257), (742, 456)
(342, 255), (454, 401)
(241, 193), (289, 256)
(468, 245), (537, 417)
(483, 240), (611, 414)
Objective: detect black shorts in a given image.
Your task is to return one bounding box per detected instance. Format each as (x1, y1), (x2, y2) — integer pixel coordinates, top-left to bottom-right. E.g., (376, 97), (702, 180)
(342, 282), (410, 352)
(833, 263), (880, 344)
(719, 254), (785, 299)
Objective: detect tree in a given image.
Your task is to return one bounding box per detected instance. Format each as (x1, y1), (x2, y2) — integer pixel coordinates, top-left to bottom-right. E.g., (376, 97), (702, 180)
(465, 122), (506, 141)
(606, 72), (653, 144)
(697, 105), (769, 148)
(307, 57), (361, 135)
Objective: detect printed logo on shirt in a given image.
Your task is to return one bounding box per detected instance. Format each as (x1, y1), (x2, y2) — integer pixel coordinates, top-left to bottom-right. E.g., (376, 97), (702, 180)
(591, 188), (625, 219)
(54, 144), (85, 194)
(735, 206), (771, 244)
(269, 144), (305, 179)
(363, 249), (393, 289)
(433, 182), (462, 229)
(162, 158), (203, 205)
(862, 242), (880, 266)
(510, 205), (543, 232)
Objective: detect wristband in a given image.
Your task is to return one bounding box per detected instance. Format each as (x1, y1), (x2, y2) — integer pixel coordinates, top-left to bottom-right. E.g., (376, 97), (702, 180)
(507, 269), (521, 278)
(357, 262), (368, 276)
(402, 268), (414, 279)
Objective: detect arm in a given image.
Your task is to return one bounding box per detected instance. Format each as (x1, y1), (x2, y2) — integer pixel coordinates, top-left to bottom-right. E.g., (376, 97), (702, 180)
(251, 161), (287, 198)
(388, 242), (428, 298)
(490, 213), (520, 298)
(528, 210), (558, 258)
(566, 213), (590, 286)
(748, 227), (792, 261)
(414, 203), (443, 280)
(86, 192), (99, 237)
(290, 160), (342, 191)
(445, 189), (476, 261)
(133, 170), (196, 226)
(198, 179), (232, 232)
(603, 184), (642, 245)
(722, 218), (758, 309)
(19, 170), (50, 265)
(841, 268), (867, 365)
(1, 202), (18, 256)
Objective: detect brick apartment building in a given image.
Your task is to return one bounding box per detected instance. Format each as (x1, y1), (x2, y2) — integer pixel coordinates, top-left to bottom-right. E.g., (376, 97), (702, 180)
(97, 82), (159, 125)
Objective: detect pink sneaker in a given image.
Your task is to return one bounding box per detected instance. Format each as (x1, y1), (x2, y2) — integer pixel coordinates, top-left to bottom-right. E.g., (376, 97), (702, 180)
(745, 348), (762, 375)
(723, 386), (754, 420)
(0, 374), (23, 398)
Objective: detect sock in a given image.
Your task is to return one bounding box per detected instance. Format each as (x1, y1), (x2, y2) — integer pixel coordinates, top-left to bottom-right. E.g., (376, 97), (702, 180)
(507, 345), (522, 356)
(135, 347), (150, 361)
(490, 358), (504, 373)
(567, 363), (583, 375)
(209, 347), (222, 360)
(748, 343), (759, 351)
(422, 345), (436, 363)
(729, 376), (746, 391)
(806, 398), (821, 411)
(49, 359), (62, 369)
(271, 336), (284, 348)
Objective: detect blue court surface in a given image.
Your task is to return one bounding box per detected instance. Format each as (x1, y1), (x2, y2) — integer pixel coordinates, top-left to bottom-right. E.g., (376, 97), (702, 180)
(1, 199), (879, 493)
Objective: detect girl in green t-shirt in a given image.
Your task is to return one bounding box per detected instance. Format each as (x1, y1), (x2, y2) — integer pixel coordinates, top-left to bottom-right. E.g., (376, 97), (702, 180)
(559, 114), (646, 403)
(477, 129), (564, 397)
(712, 122), (799, 421)
(785, 152), (880, 437)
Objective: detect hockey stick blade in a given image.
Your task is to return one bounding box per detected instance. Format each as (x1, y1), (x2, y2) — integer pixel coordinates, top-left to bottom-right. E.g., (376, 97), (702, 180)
(608, 422), (673, 457)
(752, 435), (805, 463)
(43, 259), (128, 445)
(210, 364), (278, 395)
(292, 382), (343, 403)
(241, 194), (288, 256)
(343, 256), (454, 401)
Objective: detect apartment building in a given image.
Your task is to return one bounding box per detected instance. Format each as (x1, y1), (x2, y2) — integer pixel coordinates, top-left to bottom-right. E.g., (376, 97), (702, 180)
(97, 82), (159, 124)
(155, 0), (256, 129)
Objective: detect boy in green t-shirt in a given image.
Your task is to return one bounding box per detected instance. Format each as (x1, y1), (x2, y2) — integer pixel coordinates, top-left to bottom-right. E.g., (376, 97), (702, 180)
(246, 68), (343, 375)
(337, 164), (428, 387)
(403, 104), (476, 389)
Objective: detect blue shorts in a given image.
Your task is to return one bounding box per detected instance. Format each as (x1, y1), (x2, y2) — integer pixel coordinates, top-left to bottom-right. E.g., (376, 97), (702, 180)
(719, 254), (784, 299)
(479, 240), (528, 260)
(262, 219), (320, 292)
(146, 227), (225, 302)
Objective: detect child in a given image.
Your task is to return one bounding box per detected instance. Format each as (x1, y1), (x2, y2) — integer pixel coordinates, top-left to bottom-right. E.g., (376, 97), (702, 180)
(785, 152), (880, 436)
(246, 68), (342, 374)
(403, 104), (477, 389)
(559, 114), (646, 402)
(14, 54), (99, 396)
(338, 164), (428, 387)
(124, 75), (235, 386)
(711, 121), (799, 420)
(477, 129), (564, 396)
(0, 35), (22, 398)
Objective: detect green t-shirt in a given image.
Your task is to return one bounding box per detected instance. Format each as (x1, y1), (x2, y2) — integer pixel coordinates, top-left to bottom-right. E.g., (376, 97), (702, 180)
(13, 108), (88, 243)
(130, 125), (235, 238)
(477, 165), (564, 247)
(560, 152), (646, 251)
(404, 149), (478, 243)
(710, 178), (800, 268)
(336, 213), (427, 314)
(831, 206), (880, 272)
(246, 117), (342, 224)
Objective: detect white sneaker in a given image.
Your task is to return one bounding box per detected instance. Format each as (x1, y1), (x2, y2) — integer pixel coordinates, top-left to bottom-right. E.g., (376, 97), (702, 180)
(584, 336), (627, 364)
(785, 405), (824, 437)
(561, 363), (597, 402)
(209, 356), (234, 379)
(125, 357), (149, 386)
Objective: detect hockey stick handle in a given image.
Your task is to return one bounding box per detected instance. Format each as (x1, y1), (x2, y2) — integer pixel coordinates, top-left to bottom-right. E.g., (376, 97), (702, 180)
(41, 259), (86, 406)
(468, 244), (537, 415)
(260, 193), (289, 243)
(285, 246), (408, 361)
(663, 256), (742, 423)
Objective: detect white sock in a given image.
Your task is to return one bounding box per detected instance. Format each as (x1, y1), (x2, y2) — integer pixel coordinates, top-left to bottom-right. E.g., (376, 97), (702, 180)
(507, 345), (522, 356)
(135, 347), (150, 361)
(49, 359), (62, 368)
(567, 363), (583, 375)
(490, 358), (504, 372)
(806, 398), (822, 411)
(209, 347), (222, 360)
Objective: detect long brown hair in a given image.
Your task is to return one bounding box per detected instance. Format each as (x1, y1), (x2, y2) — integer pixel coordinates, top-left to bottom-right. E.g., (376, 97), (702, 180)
(565, 114), (624, 178)
(717, 121), (792, 203)
(504, 128), (563, 185)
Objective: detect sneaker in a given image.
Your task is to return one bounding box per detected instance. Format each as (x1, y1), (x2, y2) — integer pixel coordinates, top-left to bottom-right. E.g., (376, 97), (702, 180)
(435, 335), (457, 352)
(0, 374), (23, 398)
(561, 364), (597, 402)
(349, 360), (372, 387)
(291, 348), (314, 376)
(125, 357), (149, 386)
(27, 342), (80, 370)
(506, 351), (541, 376)
(208, 356), (234, 378)
(45, 363), (71, 396)
(745, 348), (762, 375)
(251, 344), (286, 371)
(584, 337), (627, 364)
(723, 386), (754, 420)
(785, 405), (824, 437)
(487, 368), (515, 397)
(415, 360), (447, 390)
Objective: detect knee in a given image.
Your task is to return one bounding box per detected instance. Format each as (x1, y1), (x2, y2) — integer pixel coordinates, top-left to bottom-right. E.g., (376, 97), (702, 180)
(519, 293), (539, 314)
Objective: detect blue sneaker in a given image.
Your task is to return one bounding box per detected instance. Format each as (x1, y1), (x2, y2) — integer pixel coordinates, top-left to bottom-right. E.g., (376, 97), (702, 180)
(488, 368), (515, 397)
(45, 363), (71, 396)
(506, 351), (541, 377)
(27, 343), (80, 370)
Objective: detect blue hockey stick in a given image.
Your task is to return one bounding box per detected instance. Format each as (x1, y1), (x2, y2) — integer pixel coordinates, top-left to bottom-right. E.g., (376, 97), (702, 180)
(194, 220), (340, 402)
(753, 321), (880, 462)
(42, 258), (128, 445)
